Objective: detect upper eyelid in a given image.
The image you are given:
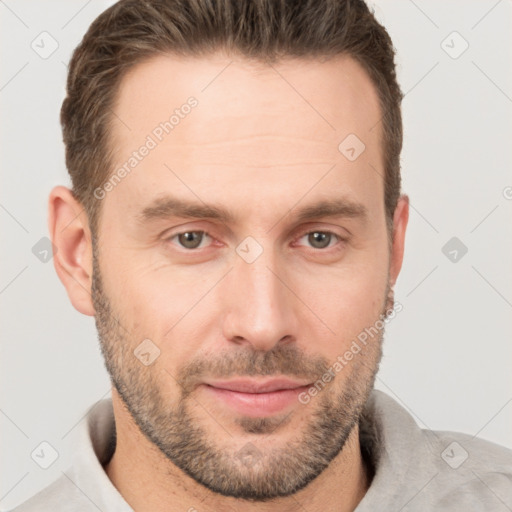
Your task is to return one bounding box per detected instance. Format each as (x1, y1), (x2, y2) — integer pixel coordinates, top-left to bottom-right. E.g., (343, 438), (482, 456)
(166, 227), (343, 238)
(295, 227), (346, 238)
(165, 220), (348, 237)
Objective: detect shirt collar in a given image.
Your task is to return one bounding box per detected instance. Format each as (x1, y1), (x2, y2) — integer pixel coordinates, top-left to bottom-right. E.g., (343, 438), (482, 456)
(67, 398), (133, 511)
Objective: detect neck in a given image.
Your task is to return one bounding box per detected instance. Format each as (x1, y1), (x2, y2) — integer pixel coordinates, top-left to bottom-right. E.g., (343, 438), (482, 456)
(104, 392), (371, 512)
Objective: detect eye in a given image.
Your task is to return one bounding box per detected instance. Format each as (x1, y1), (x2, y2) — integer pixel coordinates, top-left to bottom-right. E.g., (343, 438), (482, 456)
(165, 229), (344, 252)
(168, 230), (212, 250)
(296, 230), (343, 250)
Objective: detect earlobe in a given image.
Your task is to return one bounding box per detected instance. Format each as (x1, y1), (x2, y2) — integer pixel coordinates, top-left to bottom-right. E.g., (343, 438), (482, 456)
(389, 194), (409, 288)
(48, 186), (95, 316)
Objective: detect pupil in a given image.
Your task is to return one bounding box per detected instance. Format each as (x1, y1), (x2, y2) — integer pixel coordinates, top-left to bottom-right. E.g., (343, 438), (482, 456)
(180, 232), (201, 248)
(309, 232), (330, 248)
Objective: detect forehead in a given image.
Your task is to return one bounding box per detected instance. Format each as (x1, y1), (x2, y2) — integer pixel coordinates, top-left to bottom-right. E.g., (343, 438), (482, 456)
(112, 52), (382, 147)
(104, 52), (384, 227)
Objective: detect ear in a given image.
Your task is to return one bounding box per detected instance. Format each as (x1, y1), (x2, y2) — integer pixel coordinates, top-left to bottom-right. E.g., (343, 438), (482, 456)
(48, 186), (95, 316)
(389, 194), (409, 288)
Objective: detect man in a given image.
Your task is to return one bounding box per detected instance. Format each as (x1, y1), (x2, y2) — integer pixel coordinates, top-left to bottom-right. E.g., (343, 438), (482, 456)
(11, 0), (512, 511)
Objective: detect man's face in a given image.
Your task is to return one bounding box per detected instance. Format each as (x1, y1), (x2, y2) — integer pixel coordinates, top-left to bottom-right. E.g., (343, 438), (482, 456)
(91, 53), (399, 500)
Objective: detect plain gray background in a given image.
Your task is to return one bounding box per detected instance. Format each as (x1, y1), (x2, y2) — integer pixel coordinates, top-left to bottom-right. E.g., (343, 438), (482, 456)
(1, 0), (511, 509)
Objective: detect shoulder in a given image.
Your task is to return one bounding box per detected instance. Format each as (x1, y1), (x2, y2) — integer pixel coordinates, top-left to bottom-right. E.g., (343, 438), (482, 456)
(359, 390), (512, 510)
(367, 389), (512, 473)
(422, 427), (512, 507)
(425, 426), (512, 471)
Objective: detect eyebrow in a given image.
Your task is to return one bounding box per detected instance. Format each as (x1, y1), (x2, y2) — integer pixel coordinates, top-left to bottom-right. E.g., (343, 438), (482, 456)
(137, 195), (368, 226)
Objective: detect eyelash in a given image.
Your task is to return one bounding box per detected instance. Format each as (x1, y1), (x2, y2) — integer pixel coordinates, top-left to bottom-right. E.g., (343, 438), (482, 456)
(165, 229), (346, 252)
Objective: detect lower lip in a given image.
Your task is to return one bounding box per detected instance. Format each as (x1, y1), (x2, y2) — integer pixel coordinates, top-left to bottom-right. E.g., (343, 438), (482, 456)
(201, 384), (310, 417)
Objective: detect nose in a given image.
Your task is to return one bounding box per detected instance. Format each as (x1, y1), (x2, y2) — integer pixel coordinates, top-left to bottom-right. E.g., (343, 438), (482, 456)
(221, 245), (299, 352)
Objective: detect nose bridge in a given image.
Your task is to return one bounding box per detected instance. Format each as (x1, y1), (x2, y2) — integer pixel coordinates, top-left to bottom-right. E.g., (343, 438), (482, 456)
(240, 247), (281, 308)
(221, 239), (296, 350)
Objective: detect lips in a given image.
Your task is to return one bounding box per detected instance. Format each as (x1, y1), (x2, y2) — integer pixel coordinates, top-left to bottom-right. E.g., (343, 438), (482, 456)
(203, 378), (311, 393)
(200, 378), (312, 417)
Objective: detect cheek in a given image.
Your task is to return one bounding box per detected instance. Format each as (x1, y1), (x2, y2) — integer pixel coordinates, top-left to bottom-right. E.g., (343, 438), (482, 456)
(125, 277), (189, 336)
(96, 251), (180, 338)
(296, 258), (389, 346)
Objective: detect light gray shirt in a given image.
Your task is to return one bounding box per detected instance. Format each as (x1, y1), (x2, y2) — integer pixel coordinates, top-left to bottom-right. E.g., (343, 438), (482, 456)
(9, 389), (512, 511)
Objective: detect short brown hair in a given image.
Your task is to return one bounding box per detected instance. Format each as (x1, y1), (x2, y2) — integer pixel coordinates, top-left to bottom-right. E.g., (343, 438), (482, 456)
(61, 0), (403, 235)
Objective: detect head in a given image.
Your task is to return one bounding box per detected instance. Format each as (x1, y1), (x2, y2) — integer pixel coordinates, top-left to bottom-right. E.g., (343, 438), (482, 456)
(50, 0), (408, 502)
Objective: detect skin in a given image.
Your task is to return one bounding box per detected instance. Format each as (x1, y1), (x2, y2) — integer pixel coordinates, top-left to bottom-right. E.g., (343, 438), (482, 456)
(49, 52), (409, 512)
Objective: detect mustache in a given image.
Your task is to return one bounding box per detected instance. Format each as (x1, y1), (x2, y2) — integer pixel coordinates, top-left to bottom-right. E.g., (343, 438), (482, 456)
(175, 344), (331, 397)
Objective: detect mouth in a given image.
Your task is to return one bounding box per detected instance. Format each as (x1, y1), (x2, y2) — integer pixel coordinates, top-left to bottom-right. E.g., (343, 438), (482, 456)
(200, 378), (312, 417)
